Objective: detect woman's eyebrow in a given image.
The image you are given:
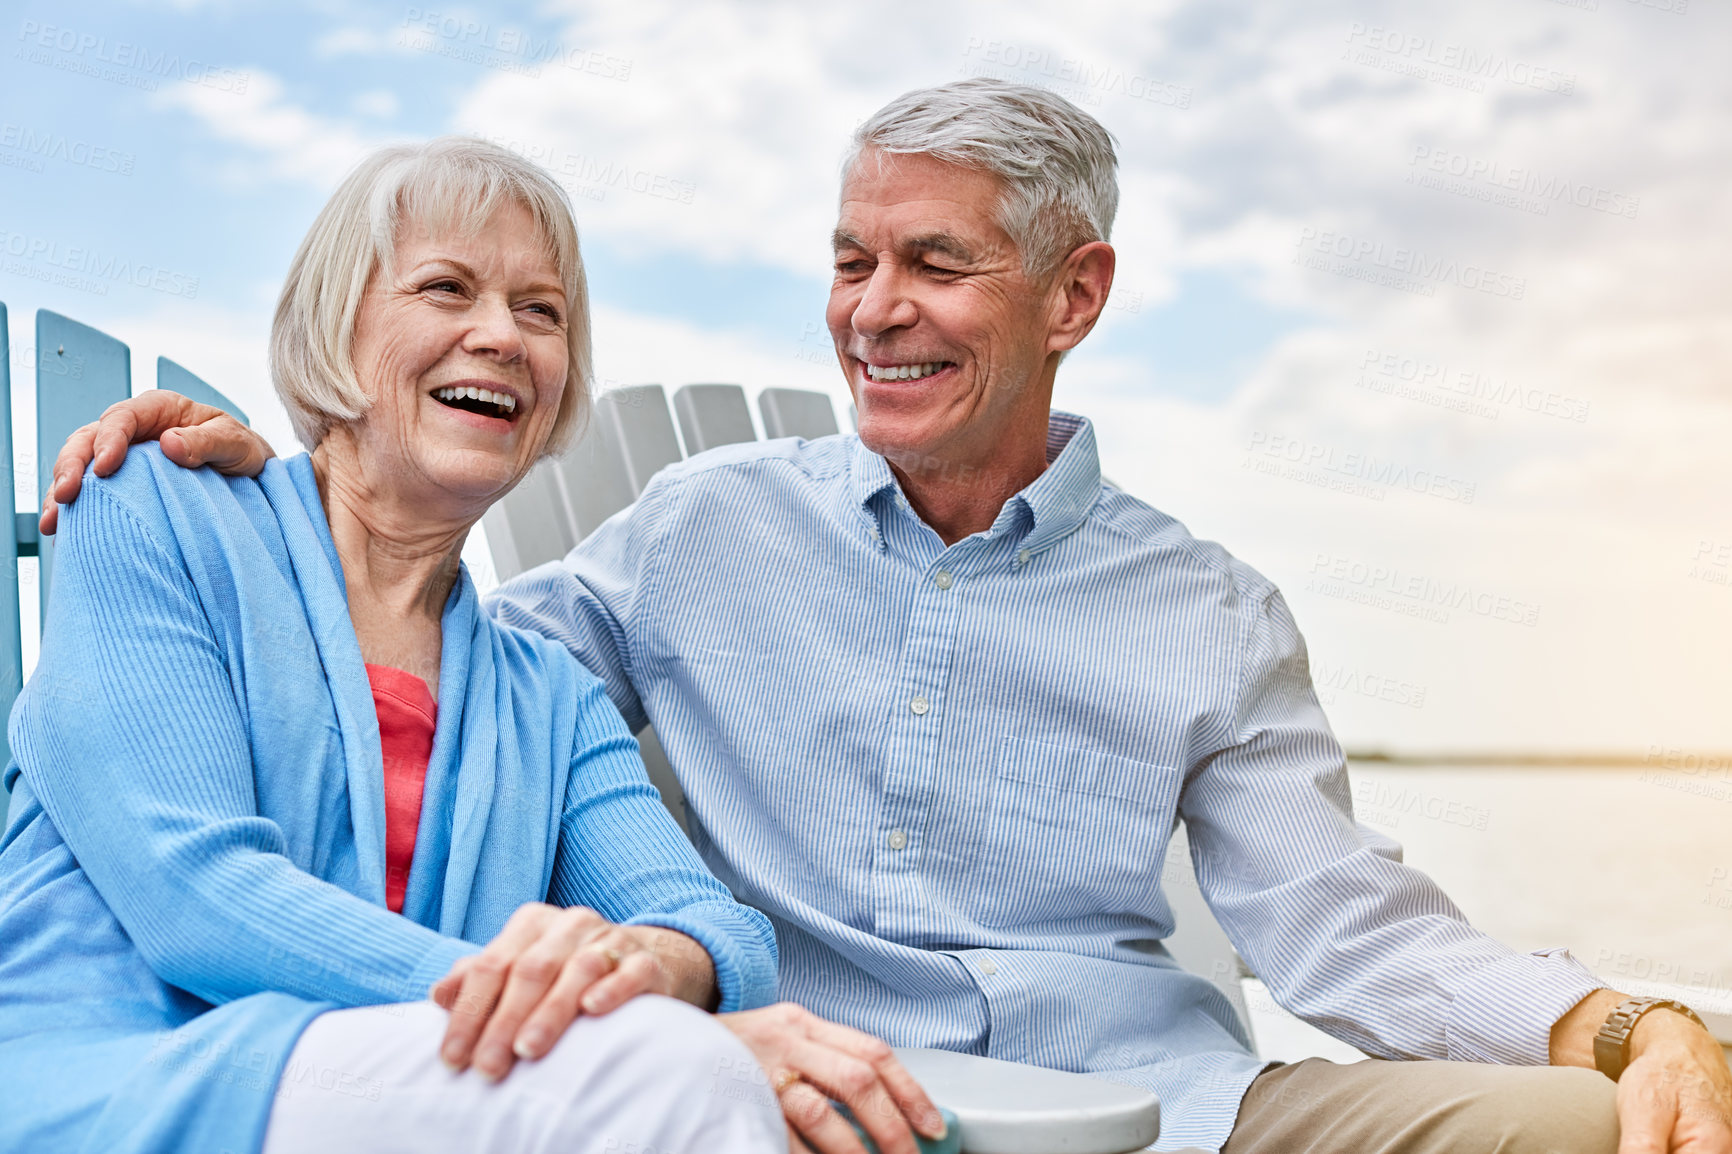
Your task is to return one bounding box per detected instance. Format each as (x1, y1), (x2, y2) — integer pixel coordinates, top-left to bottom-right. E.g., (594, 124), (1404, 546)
(411, 257), (564, 298)
(409, 257), (480, 279)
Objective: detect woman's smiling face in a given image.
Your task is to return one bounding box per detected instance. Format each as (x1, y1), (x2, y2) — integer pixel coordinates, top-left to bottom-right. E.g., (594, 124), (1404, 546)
(343, 201), (569, 515)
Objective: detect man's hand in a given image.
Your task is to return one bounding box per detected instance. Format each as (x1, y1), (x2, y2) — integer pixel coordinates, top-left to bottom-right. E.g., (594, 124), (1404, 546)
(40, 389), (274, 535)
(429, 903), (716, 1082)
(1553, 989), (1732, 1153)
(719, 1002), (946, 1154)
(1618, 1008), (1732, 1153)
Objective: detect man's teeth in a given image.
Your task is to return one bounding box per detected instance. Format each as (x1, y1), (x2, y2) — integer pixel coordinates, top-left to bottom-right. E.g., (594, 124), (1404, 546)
(864, 362), (946, 382)
(432, 385), (517, 412)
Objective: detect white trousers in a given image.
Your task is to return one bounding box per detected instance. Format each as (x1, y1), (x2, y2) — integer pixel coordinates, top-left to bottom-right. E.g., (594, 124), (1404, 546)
(262, 995), (787, 1154)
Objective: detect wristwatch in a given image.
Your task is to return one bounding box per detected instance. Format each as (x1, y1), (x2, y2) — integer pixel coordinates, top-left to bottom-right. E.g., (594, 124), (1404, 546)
(1593, 996), (1706, 1081)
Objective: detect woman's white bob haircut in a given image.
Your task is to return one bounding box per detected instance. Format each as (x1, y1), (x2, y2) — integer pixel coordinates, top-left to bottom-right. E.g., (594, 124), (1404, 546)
(845, 77), (1120, 280)
(270, 136), (591, 453)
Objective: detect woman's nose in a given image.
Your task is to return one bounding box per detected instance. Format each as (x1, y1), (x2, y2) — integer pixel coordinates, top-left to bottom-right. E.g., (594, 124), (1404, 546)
(464, 296), (527, 360)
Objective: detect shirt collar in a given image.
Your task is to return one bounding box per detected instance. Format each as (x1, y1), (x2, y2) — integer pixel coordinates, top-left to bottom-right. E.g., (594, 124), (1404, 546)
(849, 411), (1102, 556)
(1018, 411), (1101, 557)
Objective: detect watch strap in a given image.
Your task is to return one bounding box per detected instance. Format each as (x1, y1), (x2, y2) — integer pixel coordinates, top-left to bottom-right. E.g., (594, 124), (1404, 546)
(1593, 996), (1706, 1081)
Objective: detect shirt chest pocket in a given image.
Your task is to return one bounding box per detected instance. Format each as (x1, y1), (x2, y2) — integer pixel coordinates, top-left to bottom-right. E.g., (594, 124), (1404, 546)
(968, 737), (1182, 927)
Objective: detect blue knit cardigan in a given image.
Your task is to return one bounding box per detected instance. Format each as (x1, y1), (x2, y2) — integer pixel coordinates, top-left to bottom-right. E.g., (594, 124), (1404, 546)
(0, 447), (778, 1154)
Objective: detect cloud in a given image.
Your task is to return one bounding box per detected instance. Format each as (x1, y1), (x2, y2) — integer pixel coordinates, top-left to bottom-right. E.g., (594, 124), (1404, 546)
(153, 69), (387, 186)
(116, 0), (1732, 748)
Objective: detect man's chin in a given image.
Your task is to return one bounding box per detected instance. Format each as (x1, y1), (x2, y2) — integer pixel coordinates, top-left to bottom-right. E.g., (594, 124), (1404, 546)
(853, 418), (929, 464)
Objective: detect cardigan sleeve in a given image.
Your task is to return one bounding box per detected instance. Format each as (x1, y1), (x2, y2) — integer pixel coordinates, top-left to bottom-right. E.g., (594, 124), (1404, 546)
(546, 677), (779, 1012)
(12, 477), (476, 1009)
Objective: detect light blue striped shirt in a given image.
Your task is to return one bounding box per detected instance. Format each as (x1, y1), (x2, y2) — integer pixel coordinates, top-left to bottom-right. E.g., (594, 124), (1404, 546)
(489, 412), (1604, 1151)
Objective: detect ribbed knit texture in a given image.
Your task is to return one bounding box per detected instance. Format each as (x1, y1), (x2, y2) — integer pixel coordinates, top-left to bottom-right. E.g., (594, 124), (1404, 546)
(489, 412), (1606, 1152)
(0, 447), (776, 1154)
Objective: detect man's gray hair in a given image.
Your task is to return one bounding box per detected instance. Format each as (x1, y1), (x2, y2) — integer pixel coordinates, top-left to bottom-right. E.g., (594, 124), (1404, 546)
(845, 78), (1119, 279)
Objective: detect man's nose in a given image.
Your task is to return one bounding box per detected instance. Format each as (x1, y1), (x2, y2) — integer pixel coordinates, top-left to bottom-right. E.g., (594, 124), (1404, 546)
(851, 264), (918, 338)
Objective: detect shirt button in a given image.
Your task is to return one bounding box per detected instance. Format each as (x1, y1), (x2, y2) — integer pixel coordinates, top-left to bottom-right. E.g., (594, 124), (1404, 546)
(886, 829), (908, 850)
(976, 955), (998, 976)
(910, 694), (929, 715)
(933, 570), (954, 589)
(1016, 549), (1031, 566)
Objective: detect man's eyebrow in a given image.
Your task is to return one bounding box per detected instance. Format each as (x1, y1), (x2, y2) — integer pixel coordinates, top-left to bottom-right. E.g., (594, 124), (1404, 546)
(905, 232), (976, 262)
(829, 229), (977, 263)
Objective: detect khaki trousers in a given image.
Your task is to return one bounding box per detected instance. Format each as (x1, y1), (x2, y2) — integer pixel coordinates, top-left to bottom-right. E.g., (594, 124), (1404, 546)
(1217, 1056), (1618, 1154)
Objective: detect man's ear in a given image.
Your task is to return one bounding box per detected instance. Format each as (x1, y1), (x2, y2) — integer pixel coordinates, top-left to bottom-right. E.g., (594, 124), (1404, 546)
(1044, 241), (1116, 356)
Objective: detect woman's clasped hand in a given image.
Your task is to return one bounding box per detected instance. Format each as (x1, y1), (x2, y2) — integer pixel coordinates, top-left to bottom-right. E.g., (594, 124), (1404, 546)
(427, 904), (950, 1154)
(429, 903), (715, 1080)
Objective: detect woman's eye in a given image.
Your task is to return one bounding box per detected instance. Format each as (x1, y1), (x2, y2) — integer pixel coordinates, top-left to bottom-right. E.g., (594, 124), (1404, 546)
(522, 302), (563, 322)
(425, 279), (464, 295)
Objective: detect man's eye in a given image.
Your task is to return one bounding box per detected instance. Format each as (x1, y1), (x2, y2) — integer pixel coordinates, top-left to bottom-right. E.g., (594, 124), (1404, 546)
(835, 259), (870, 274)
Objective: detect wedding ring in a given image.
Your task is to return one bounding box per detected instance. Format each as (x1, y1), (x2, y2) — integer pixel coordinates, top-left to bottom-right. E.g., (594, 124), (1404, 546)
(772, 1069), (803, 1094)
(602, 947), (624, 967)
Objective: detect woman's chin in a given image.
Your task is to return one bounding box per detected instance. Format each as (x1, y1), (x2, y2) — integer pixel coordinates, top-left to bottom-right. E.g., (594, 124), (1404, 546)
(414, 450), (527, 510)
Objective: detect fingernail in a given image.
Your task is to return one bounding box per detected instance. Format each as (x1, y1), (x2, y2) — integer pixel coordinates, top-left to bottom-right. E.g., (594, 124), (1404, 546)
(927, 1111), (948, 1138)
(581, 994), (603, 1014)
(440, 1043), (463, 1069)
(514, 1028), (547, 1058)
(476, 1045), (509, 1080)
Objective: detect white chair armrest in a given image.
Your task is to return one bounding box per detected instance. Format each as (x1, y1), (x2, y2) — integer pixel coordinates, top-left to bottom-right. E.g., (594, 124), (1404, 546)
(893, 1047), (1160, 1154)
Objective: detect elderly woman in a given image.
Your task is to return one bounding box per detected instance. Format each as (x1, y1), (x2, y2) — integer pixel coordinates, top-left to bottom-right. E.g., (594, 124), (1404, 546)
(0, 139), (787, 1154)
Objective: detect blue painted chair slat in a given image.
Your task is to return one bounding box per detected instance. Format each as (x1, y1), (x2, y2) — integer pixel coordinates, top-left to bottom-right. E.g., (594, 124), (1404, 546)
(0, 303), (17, 825)
(4, 310), (253, 828)
(35, 311), (131, 626)
(156, 357), (250, 426)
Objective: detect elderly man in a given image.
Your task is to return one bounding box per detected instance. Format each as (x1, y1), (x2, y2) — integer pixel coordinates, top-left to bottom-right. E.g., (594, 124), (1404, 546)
(42, 79), (1731, 1153)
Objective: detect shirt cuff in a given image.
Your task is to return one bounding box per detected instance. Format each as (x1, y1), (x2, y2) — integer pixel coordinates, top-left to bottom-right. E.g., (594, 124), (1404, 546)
(629, 900), (778, 1013)
(1445, 947), (1607, 1064)
(406, 937), (482, 1002)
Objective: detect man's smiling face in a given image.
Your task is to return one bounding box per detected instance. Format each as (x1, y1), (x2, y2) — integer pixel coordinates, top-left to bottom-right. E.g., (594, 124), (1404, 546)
(827, 149), (1057, 472)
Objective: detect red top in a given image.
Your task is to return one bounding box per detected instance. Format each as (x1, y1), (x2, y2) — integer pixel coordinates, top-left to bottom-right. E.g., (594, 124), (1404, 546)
(366, 664), (437, 915)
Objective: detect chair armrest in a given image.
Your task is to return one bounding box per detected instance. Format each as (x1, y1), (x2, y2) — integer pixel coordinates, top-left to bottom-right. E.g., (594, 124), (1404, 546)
(892, 1047), (1160, 1154)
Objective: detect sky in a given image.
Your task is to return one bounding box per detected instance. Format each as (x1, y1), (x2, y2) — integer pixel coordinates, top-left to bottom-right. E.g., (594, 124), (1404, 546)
(2, 0), (1728, 755)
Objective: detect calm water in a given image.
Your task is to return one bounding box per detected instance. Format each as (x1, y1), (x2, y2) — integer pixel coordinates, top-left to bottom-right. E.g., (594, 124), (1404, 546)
(1344, 761), (1732, 1013)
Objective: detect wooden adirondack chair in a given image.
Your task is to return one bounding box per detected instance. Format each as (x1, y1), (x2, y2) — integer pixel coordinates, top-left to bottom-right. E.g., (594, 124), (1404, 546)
(0, 305), (247, 831)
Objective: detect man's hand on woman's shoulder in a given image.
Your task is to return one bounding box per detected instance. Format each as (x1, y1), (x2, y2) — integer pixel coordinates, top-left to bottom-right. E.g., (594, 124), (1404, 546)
(429, 903), (716, 1084)
(41, 389), (274, 535)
